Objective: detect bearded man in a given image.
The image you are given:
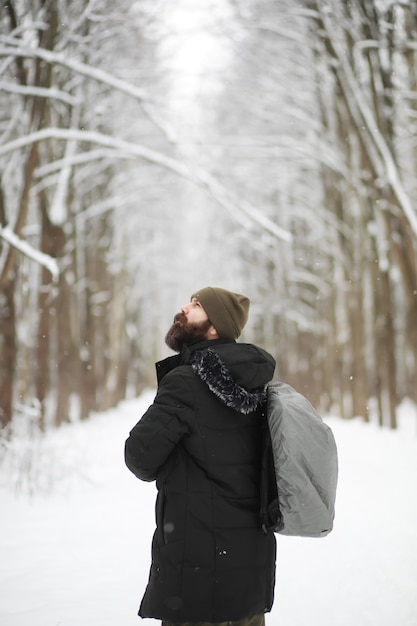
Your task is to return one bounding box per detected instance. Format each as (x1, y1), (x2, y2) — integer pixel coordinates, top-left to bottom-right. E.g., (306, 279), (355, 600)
(125, 287), (277, 626)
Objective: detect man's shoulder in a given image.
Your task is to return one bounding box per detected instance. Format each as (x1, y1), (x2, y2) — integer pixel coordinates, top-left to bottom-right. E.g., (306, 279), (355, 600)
(209, 340), (275, 366)
(156, 356), (196, 388)
(193, 341), (276, 391)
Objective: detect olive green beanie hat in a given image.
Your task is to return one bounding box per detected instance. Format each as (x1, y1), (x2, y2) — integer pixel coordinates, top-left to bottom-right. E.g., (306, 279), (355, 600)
(191, 286), (250, 339)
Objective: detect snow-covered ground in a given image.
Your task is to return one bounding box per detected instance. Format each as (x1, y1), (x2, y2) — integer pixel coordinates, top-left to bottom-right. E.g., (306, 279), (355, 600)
(1, 391), (417, 626)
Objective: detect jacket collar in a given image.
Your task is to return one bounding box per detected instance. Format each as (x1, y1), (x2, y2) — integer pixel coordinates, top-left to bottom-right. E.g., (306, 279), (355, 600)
(155, 340), (267, 414)
(191, 347), (267, 414)
(155, 339), (235, 384)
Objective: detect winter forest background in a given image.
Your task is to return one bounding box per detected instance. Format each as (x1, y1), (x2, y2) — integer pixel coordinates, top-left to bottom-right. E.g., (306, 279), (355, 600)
(1, 0), (417, 442)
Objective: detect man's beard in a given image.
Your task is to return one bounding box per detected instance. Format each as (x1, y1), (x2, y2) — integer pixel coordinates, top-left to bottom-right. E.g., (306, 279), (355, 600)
(165, 313), (212, 352)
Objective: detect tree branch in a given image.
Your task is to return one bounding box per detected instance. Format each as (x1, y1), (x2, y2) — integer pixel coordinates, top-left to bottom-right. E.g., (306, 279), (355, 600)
(0, 225), (59, 281)
(0, 81), (80, 106)
(0, 127), (293, 242)
(0, 42), (150, 102)
(319, 9), (417, 238)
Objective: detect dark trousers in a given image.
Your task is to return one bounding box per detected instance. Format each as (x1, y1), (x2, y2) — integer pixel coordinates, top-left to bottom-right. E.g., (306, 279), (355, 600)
(162, 614), (265, 626)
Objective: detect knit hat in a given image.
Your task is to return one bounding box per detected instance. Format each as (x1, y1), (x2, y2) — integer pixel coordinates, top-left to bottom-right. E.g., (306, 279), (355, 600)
(191, 287), (250, 339)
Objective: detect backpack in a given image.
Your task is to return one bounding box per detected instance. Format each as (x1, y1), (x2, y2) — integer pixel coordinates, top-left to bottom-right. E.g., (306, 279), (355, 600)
(260, 382), (338, 538)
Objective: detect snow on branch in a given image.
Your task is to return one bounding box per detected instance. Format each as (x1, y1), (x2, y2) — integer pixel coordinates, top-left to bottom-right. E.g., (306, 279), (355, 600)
(0, 127), (293, 243)
(34, 148), (125, 178)
(0, 43), (150, 102)
(0, 44), (292, 242)
(193, 168), (292, 242)
(242, 23), (305, 44)
(0, 127), (191, 173)
(319, 11), (417, 238)
(0, 226), (59, 280)
(0, 42), (177, 145)
(0, 81), (80, 106)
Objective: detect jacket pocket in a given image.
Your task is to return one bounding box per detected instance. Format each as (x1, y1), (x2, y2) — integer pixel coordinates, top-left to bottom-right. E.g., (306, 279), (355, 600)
(156, 484), (168, 544)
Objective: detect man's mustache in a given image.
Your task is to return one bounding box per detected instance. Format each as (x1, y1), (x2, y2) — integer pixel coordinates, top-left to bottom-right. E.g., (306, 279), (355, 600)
(173, 312), (186, 325)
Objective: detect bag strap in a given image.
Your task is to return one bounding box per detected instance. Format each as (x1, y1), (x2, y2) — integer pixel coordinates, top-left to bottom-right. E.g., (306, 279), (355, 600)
(259, 409), (281, 533)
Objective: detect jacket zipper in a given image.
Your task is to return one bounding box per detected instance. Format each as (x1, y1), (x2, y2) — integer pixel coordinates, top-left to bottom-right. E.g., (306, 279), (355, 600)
(162, 484), (168, 544)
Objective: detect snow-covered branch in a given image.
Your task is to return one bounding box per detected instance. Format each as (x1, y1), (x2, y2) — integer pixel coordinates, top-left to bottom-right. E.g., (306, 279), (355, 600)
(0, 43), (294, 242)
(0, 43), (150, 103)
(0, 127), (191, 174)
(34, 149), (127, 177)
(0, 41), (182, 144)
(242, 23), (305, 44)
(0, 225), (59, 280)
(0, 127), (293, 243)
(0, 81), (80, 106)
(319, 10), (417, 238)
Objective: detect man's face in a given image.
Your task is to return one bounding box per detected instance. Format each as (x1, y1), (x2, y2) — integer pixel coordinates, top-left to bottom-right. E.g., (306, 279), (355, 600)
(165, 298), (213, 352)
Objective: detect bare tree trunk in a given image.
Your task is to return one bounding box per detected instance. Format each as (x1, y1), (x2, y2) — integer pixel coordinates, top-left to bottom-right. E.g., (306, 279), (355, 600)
(80, 302), (98, 418)
(0, 0), (58, 429)
(82, 212), (112, 412)
(370, 211), (398, 429)
(348, 283), (369, 420)
(0, 279), (16, 429)
(55, 247), (78, 426)
(401, 3), (417, 403)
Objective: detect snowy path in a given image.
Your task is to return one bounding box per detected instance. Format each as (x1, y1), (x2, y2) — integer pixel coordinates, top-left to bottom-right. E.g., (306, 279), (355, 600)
(1, 392), (417, 626)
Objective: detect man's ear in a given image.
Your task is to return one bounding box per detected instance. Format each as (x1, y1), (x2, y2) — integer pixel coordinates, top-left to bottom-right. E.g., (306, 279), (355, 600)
(207, 325), (219, 339)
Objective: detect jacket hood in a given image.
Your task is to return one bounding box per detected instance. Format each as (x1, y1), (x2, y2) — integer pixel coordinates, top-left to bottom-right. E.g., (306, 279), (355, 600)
(190, 340), (275, 415)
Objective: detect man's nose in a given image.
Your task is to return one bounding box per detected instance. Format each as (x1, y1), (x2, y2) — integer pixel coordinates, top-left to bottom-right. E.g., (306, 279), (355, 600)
(180, 303), (189, 314)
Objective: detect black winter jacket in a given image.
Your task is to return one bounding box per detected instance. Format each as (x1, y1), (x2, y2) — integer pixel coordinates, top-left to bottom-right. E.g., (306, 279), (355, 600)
(125, 338), (277, 623)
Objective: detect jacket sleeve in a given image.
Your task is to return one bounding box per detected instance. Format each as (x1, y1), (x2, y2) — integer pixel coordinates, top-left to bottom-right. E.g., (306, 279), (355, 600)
(124, 371), (194, 482)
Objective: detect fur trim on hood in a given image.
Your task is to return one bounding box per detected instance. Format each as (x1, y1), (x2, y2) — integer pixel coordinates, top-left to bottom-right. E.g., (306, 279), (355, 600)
(191, 348), (267, 415)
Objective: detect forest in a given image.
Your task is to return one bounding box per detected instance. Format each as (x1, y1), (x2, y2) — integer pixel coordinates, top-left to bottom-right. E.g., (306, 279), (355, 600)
(0, 0), (416, 436)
